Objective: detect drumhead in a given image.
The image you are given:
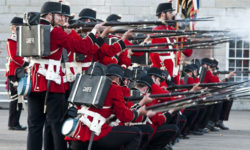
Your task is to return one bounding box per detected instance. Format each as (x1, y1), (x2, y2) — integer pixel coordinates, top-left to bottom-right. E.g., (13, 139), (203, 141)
(62, 118), (74, 136)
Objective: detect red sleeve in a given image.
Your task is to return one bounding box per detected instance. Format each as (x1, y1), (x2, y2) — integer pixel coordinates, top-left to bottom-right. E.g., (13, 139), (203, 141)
(187, 77), (195, 84)
(7, 39), (25, 66)
(150, 112), (166, 126)
(160, 81), (168, 89)
(151, 84), (171, 102)
(182, 37), (193, 57)
(99, 56), (117, 66)
(182, 49), (193, 57)
(52, 27), (97, 55)
(118, 50), (131, 68)
(123, 39), (144, 56)
(100, 40), (126, 57)
(147, 99), (166, 126)
(111, 85), (138, 122)
(194, 77), (200, 83)
(203, 70), (219, 83)
(213, 75), (220, 83)
(149, 53), (162, 68)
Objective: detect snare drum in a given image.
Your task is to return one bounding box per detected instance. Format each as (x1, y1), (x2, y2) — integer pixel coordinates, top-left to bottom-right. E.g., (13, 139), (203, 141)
(61, 118), (79, 137)
(17, 73), (31, 96)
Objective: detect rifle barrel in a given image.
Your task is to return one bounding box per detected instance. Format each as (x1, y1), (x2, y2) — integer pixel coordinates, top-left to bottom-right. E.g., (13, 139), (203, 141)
(127, 38), (230, 48)
(216, 71), (250, 74)
(124, 90), (204, 101)
(68, 19), (212, 28)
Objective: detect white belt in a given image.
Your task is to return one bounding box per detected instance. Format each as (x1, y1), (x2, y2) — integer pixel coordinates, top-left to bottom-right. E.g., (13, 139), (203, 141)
(75, 62), (92, 74)
(62, 62), (78, 83)
(159, 52), (179, 77)
(30, 58), (61, 84)
(78, 106), (106, 136)
(159, 55), (175, 61)
(125, 117), (152, 126)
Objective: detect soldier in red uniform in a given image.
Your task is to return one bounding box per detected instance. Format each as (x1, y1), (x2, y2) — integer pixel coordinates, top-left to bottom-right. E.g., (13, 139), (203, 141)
(189, 64), (209, 134)
(209, 59), (235, 130)
(27, 2), (104, 150)
(135, 74), (179, 150)
(75, 9), (129, 70)
(150, 2), (193, 85)
(70, 64), (151, 150)
(6, 17), (28, 131)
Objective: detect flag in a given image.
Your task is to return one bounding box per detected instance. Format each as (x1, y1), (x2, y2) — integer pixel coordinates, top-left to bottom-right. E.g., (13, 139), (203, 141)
(178, 0), (199, 30)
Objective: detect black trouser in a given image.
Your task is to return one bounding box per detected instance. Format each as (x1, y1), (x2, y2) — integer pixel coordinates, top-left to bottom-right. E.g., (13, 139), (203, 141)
(27, 92), (67, 150)
(168, 112), (186, 136)
(8, 76), (23, 127)
(191, 106), (207, 131)
(146, 124), (179, 150)
(182, 106), (199, 135)
(220, 100), (233, 121)
(71, 126), (142, 150)
(134, 125), (154, 149)
(199, 105), (214, 129)
(210, 102), (223, 122)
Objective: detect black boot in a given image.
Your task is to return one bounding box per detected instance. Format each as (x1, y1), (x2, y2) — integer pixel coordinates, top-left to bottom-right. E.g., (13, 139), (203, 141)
(189, 130), (203, 135)
(215, 120), (229, 130)
(206, 121), (219, 132)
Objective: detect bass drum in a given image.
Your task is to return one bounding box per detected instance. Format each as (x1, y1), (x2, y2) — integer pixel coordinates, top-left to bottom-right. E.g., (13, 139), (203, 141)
(61, 118), (80, 137)
(17, 73), (32, 96)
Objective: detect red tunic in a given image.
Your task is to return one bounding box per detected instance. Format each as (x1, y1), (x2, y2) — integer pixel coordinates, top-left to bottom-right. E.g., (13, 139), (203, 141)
(72, 83), (137, 142)
(81, 38), (126, 68)
(150, 25), (193, 83)
(31, 24), (97, 93)
(151, 83), (172, 103)
(203, 70), (220, 83)
(193, 77), (200, 84)
(6, 34), (25, 76)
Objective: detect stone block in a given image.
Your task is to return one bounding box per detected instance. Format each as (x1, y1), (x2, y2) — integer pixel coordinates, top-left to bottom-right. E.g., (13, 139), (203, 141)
(216, 0), (250, 8)
(105, 0), (125, 6)
(111, 6), (129, 15)
(129, 6), (153, 16)
(200, 0), (215, 8)
(124, 0), (148, 7)
(9, 6), (41, 13)
(120, 15), (135, 21)
(0, 5), (8, 13)
(0, 13), (19, 25)
(84, 0), (105, 6)
(29, 0), (44, 6)
(6, 0), (29, 6)
(0, 0), (6, 5)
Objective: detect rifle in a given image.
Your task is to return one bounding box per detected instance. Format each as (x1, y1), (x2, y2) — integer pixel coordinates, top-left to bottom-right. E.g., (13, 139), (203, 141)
(215, 70), (250, 74)
(144, 81), (249, 112)
(131, 39), (230, 53)
(124, 90), (206, 101)
(128, 32), (195, 40)
(167, 82), (242, 90)
(127, 38), (230, 48)
(113, 29), (226, 34)
(68, 18), (212, 28)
